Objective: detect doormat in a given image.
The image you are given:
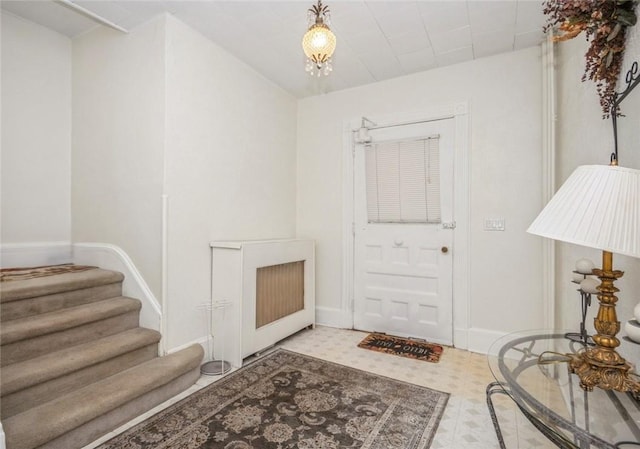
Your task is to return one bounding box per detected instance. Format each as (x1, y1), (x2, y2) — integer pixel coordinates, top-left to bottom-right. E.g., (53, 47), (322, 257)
(358, 333), (444, 363)
(0, 264), (98, 282)
(97, 349), (449, 449)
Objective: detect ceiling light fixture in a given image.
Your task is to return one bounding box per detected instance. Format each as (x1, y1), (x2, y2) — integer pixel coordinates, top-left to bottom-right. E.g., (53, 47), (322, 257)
(302, 0), (336, 77)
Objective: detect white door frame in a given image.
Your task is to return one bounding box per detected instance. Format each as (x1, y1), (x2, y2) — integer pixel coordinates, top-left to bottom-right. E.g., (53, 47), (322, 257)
(342, 103), (471, 349)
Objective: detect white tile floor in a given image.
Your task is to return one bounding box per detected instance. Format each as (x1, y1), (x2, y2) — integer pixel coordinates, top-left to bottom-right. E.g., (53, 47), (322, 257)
(83, 326), (557, 449)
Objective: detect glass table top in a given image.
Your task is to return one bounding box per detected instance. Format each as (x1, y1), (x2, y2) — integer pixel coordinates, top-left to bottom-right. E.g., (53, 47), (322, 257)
(487, 330), (640, 448)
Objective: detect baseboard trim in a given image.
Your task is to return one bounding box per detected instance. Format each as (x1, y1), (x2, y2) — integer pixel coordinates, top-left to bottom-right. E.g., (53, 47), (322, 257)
(453, 327), (469, 350)
(0, 421), (6, 449)
(466, 327), (508, 355)
(73, 243), (163, 351)
(315, 306), (352, 329)
(167, 336), (209, 358)
(0, 242), (72, 268)
(314, 308), (487, 351)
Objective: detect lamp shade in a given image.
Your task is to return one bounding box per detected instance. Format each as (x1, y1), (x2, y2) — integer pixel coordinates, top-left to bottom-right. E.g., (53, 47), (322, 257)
(527, 165), (640, 258)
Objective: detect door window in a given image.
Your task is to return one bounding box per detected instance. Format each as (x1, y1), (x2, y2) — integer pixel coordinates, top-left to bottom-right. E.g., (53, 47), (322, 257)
(365, 137), (441, 223)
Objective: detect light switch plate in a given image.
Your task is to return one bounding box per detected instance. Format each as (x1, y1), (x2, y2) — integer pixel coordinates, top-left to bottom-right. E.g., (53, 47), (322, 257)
(484, 218), (505, 231)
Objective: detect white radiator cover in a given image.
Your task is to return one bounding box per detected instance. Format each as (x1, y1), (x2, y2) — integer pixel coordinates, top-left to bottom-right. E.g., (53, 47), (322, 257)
(210, 239), (315, 368)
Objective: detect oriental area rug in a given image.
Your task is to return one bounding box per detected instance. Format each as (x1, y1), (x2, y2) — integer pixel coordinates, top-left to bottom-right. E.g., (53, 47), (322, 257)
(98, 349), (449, 449)
(357, 333), (444, 363)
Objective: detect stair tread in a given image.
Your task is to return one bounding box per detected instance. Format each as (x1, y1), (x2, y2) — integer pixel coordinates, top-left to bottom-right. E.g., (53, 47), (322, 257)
(3, 344), (204, 449)
(0, 269), (124, 303)
(1, 327), (161, 395)
(0, 297), (141, 345)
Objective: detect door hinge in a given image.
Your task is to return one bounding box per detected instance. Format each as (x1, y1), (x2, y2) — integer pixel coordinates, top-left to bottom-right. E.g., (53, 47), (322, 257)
(352, 222), (356, 236)
(442, 221), (456, 230)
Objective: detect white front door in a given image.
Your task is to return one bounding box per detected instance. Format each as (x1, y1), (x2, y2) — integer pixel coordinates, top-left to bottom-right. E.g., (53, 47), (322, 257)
(353, 118), (454, 345)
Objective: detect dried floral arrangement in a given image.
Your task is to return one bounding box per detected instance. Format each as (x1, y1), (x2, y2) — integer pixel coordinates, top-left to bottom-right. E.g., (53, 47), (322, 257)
(543, 0), (639, 117)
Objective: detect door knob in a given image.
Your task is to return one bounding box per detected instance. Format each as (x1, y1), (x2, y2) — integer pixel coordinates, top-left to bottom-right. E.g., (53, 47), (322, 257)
(441, 246), (449, 253)
(394, 239), (404, 246)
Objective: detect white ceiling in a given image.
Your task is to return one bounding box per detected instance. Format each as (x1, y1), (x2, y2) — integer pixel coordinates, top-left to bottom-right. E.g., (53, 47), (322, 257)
(1, 0), (546, 98)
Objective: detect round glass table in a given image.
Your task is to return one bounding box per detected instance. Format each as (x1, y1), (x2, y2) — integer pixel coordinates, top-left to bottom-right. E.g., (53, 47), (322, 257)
(486, 331), (640, 448)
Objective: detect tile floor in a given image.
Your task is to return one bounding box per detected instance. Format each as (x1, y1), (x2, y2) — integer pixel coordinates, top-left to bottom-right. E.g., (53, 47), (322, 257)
(84, 326), (556, 449)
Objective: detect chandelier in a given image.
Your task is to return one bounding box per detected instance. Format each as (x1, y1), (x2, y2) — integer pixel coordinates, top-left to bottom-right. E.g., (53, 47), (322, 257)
(302, 0), (336, 77)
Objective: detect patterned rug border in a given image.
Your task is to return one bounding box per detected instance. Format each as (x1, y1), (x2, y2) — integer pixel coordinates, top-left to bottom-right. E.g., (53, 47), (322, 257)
(260, 348), (450, 395)
(0, 264), (98, 282)
(357, 333), (444, 363)
(98, 348), (450, 449)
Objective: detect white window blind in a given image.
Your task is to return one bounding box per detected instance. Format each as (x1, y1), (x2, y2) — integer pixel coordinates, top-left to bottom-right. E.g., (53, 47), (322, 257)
(365, 136), (441, 223)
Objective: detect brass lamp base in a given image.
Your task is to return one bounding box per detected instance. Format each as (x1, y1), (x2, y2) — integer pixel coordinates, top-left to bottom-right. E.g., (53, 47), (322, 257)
(569, 351), (640, 393)
(568, 250), (640, 394)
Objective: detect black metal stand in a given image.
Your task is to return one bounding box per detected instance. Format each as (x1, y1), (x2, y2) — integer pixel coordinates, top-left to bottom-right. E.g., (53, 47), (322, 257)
(611, 61), (639, 164)
(565, 272), (594, 346)
(487, 381), (578, 449)
(486, 382), (509, 449)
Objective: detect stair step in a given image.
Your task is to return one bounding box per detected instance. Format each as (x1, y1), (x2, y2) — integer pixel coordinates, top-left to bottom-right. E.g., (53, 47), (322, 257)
(0, 297), (141, 366)
(0, 296), (140, 344)
(1, 328), (162, 418)
(3, 344), (204, 449)
(0, 269), (124, 303)
(1, 282), (123, 322)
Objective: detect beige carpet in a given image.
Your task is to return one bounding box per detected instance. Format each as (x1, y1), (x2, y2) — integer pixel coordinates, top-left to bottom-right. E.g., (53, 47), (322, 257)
(98, 349), (449, 449)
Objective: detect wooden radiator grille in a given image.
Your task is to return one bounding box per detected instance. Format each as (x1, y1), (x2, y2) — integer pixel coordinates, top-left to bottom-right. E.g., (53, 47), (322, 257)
(256, 261), (304, 329)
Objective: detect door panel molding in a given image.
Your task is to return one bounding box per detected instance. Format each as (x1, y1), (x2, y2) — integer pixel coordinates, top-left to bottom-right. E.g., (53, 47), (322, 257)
(342, 103), (470, 349)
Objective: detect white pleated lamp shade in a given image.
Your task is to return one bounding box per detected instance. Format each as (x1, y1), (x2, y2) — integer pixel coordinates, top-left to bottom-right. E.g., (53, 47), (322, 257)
(527, 165), (640, 258)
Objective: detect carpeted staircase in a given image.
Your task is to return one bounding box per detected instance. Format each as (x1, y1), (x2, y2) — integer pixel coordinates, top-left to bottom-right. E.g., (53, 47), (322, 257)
(0, 267), (204, 449)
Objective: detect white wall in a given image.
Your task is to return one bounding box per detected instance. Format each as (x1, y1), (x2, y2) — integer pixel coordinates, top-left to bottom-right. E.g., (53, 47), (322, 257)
(72, 18), (166, 297)
(555, 16), (640, 363)
(1, 13), (71, 245)
(297, 47), (544, 347)
(163, 16), (298, 350)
